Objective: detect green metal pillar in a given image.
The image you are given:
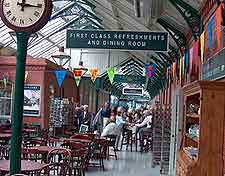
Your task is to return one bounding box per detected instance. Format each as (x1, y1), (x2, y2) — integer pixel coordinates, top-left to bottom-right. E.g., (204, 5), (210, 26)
(10, 32), (29, 175)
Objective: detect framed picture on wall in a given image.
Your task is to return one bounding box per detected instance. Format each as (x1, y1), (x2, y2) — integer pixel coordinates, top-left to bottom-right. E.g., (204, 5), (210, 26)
(23, 85), (41, 117)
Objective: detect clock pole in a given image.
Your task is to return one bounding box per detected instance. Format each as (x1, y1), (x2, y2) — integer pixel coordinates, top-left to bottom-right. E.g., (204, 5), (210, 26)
(10, 32), (29, 175)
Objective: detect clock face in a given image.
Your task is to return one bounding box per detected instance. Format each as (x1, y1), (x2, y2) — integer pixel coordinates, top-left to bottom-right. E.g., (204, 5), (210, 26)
(2, 0), (46, 27)
(0, 0), (52, 33)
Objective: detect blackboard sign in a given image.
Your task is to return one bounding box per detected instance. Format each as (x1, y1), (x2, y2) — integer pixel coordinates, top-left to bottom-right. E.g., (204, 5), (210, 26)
(123, 88), (143, 96)
(66, 30), (169, 51)
(202, 48), (225, 80)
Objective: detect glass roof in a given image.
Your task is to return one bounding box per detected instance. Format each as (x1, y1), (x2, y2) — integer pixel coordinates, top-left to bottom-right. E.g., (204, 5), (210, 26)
(0, 0), (103, 58)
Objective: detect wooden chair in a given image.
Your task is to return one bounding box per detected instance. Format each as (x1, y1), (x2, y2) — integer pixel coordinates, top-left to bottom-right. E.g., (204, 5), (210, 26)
(0, 145), (10, 160)
(120, 127), (133, 152)
(70, 149), (88, 176)
(21, 148), (42, 162)
(47, 148), (71, 164)
(37, 162), (72, 176)
(105, 135), (117, 160)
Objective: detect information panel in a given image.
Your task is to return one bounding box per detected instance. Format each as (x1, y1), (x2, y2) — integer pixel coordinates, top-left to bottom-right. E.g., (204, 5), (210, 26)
(66, 30), (169, 51)
(123, 88), (143, 96)
(114, 74), (146, 84)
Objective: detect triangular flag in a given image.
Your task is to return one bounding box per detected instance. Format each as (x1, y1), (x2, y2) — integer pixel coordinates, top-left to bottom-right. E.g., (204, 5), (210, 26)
(145, 64), (156, 78)
(194, 40), (199, 71)
(73, 70), (82, 87)
(107, 67), (116, 84)
(173, 62), (176, 85)
(89, 68), (100, 83)
(208, 17), (213, 52)
(182, 55), (185, 78)
(179, 57), (182, 81)
(200, 31), (205, 64)
(216, 4), (222, 51)
(189, 47), (194, 75)
(54, 70), (66, 87)
(75, 77), (81, 86)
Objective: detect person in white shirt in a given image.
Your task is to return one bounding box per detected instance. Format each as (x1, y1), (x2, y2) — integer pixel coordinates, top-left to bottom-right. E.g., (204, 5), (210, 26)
(101, 114), (120, 137)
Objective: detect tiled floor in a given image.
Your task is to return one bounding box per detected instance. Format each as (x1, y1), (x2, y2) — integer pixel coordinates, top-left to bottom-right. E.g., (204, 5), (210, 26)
(86, 150), (161, 176)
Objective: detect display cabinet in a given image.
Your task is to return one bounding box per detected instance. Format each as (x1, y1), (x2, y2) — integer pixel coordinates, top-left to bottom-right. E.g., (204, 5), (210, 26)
(176, 81), (225, 176)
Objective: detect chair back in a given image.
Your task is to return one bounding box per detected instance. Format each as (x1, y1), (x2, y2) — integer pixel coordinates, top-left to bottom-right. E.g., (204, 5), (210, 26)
(47, 148), (71, 164)
(105, 135), (117, 147)
(0, 145), (10, 160)
(37, 162), (72, 176)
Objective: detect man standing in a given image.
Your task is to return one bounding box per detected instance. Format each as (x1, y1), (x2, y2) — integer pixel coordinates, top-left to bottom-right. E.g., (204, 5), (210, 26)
(101, 102), (111, 129)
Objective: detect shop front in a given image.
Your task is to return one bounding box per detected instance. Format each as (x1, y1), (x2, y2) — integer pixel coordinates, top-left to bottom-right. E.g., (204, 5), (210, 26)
(0, 56), (79, 129)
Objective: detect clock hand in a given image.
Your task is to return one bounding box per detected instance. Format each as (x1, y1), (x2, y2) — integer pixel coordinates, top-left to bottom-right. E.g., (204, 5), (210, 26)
(17, 0), (26, 11)
(23, 3), (42, 8)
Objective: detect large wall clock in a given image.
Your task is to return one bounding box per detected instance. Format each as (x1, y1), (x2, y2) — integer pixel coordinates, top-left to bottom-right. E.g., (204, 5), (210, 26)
(0, 0), (53, 33)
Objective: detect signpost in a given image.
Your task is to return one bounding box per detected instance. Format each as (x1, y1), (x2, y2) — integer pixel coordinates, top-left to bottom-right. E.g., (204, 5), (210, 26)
(123, 87), (144, 96)
(114, 74), (146, 84)
(66, 30), (169, 51)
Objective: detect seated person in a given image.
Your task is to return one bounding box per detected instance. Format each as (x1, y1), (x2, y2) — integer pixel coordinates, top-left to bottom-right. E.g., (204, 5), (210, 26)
(101, 113), (120, 137)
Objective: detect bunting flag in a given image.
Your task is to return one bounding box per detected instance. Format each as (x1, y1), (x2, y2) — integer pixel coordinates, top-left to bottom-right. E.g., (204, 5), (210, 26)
(173, 62), (176, 84)
(107, 67), (116, 84)
(208, 17), (213, 52)
(89, 68), (100, 83)
(179, 57), (182, 81)
(182, 55), (185, 78)
(185, 49), (189, 80)
(73, 70), (82, 86)
(200, 31), (205, 64)
(145, 64), (156, 78)
(194, 40), (199, 72)
(216, 4), (222, 50)
(189, 47), (194, 75)
(54, 70), (67, 87)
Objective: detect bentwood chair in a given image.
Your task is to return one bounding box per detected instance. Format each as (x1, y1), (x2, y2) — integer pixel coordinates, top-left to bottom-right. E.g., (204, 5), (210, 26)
(37, 162), (72, 176)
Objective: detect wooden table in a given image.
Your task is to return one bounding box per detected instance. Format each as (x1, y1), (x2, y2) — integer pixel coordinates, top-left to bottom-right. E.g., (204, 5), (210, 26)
(0, 133), (11, 139)
(63, 138), (91, 143)
(30, 146), (67, 154)
(0, 160), (45, 173)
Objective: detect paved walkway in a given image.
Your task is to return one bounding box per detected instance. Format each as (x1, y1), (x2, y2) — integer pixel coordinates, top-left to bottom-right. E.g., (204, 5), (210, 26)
(86, 151), (161, 176)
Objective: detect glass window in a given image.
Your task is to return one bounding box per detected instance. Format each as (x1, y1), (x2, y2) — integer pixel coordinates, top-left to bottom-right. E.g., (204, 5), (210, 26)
(0, 88), (12, 120)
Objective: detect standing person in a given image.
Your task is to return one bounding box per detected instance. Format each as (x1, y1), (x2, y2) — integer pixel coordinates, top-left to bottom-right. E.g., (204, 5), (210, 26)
(83, 105), (92, 129)
(101, 102), (111, 129)
(75, 106), (83, 130)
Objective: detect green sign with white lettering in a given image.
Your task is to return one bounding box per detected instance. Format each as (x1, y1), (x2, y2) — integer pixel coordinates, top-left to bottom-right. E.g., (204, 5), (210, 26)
(114, 74), (146, 84)
(202, 48), (225, 80)
(66, 30), (169, 51)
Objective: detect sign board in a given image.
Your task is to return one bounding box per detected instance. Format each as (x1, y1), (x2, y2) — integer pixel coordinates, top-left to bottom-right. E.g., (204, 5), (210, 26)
(123, 88), (143, 96)
(202, 48), (225, 80)
(23, 85), (41, 117)
(114, 74), (146, 84)
(66, 30), (169, 51)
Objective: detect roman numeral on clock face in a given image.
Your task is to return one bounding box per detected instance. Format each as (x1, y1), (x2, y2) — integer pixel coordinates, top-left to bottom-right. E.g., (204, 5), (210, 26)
(11, 16), (16, 22)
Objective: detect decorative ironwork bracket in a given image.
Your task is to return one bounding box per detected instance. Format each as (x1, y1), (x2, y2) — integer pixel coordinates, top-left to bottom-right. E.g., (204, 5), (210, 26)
(168, 0), (203, 37)
(157, 18), (186, 55)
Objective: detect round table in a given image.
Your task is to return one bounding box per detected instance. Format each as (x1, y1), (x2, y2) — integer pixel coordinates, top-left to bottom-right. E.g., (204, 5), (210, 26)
(0, 133), (11, 139)
(0, 160), (45, 173)
(30, 146), (67, 154)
